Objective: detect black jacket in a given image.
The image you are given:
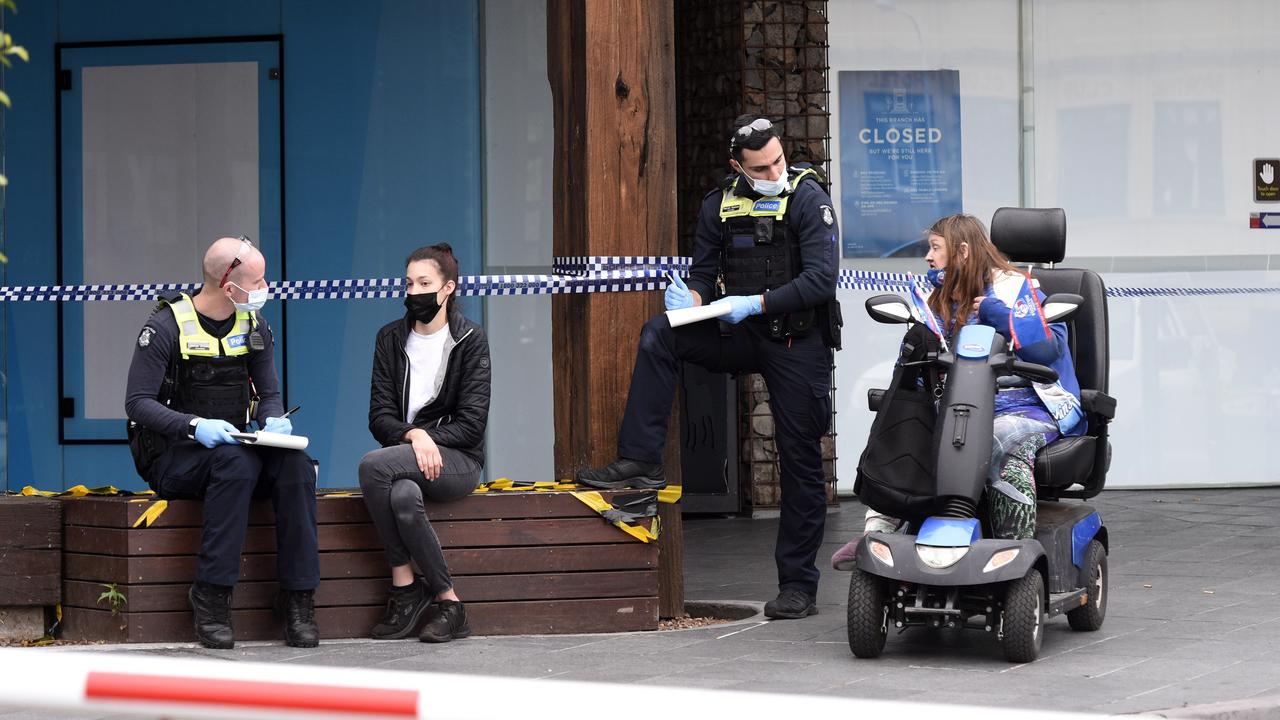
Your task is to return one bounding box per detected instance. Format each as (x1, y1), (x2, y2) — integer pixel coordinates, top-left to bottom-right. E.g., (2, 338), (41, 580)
(368, 306), (491, 464)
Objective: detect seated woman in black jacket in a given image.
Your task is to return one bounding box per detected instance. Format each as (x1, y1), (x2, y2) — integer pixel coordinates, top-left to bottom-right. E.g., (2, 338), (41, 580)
(360, 243), (491, 643)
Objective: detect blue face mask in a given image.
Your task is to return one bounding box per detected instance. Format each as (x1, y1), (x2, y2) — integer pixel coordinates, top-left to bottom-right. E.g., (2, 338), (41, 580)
(926, 267), (946, 288)
(738, 155), (790, 197)
(229, 282), (270, 312)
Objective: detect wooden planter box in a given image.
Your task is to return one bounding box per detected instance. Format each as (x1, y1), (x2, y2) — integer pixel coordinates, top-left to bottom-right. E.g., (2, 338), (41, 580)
(0, 497), (62, 603)
(60, 492), (660, 643)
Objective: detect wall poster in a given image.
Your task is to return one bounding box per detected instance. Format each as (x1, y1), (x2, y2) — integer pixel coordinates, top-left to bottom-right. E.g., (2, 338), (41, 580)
(838, 70), (962, 257)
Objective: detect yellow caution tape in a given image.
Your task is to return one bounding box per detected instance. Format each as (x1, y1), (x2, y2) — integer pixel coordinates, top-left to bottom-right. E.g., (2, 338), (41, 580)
(472, 478), (578, 494)
(657, 485), (682, 504)
(17, 484), (148, 498)
(569, 491), (659, 543)
(18, 486), (55, 497)
(131, 500), (169, 528)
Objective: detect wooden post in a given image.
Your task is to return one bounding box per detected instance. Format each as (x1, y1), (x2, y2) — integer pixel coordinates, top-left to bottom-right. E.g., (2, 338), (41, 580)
(657, 501), (685, 618)
(547, 0), (679, 481)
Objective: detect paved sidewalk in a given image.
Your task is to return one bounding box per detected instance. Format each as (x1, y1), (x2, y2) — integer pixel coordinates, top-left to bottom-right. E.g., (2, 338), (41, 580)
(3, 488), (1280, 717)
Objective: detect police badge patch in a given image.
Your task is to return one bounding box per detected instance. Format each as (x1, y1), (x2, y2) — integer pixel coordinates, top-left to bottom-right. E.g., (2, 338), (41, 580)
(137, 327), (155, 348)
(820, 205), (835, 226)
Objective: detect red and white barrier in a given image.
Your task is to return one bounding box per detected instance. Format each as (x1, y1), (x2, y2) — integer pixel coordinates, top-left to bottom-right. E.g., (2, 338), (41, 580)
(0, 648), (1106, 720)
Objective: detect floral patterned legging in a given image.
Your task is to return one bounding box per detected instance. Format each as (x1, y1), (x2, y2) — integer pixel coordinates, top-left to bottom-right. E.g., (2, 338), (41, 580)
(987, 412), (1059, 540)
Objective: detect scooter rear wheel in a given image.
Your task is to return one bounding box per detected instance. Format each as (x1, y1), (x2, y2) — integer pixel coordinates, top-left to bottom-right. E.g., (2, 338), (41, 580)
(1002, 568), (1044, 663)
(846, 569), (888, 658)
(1067, 539), (1108, 631)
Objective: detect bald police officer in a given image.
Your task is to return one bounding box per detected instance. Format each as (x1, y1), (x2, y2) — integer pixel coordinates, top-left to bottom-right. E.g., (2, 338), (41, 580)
(126, 236), (319, 649)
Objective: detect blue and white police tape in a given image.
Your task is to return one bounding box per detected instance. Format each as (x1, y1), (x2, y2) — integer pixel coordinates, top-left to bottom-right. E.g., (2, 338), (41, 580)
(1, 257), (1276, 302)
(552, 255), (691, 275)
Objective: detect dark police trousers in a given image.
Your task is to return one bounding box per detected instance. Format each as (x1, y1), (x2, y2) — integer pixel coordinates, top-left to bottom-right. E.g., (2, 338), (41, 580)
(147, 441), (320, 590)
(618, 313), (832, 596)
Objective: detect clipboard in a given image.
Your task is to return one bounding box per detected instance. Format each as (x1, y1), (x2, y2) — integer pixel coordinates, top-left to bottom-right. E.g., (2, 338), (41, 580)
(665, 303), (732, 328)
(229, 431), (310, 451)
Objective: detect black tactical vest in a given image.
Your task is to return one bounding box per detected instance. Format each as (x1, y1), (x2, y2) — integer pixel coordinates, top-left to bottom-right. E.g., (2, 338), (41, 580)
(717, 167), (821, 337)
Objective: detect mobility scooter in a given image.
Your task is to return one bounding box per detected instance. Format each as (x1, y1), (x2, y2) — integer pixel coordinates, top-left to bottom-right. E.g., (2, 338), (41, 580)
(843, 208), (1117, 663)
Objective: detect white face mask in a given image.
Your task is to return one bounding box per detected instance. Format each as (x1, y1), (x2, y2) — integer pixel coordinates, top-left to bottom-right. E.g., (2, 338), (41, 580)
(739, 157), (790, 197)
(229, 282), (270, 313)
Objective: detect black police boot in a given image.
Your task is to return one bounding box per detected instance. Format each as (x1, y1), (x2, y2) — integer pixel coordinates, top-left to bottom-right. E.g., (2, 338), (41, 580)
(419, 600), (471, 643)
(575, 458), (665, 490)
(370, 581), (433, 640)
(274, 588), (320, 648)
(764, 588), (818, 620)
(188, 581), (235, 649)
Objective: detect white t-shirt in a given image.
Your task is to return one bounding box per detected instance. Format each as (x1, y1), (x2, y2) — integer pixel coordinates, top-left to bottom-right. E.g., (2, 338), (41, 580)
(405, 326), (450, 423)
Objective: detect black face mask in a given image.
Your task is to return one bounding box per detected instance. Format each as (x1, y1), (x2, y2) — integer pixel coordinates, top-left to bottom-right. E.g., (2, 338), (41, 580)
(404, 292), (444, 325)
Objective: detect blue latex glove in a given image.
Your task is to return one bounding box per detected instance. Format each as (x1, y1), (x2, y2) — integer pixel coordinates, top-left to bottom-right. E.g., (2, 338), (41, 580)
(194, 419), (238, 448)
(263, 417), (293, 435)
(710, 294), (763, 324)
(664, 273), (694, 311)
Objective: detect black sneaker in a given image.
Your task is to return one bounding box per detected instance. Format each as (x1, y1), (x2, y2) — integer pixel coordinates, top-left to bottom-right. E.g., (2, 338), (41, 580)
(371, 581), (433, 640)
(764, 588), (818, 620)
(575, 458), (666, 490)
(273, 589), (320, 648)
(188, 581), (235, 649)
(419, 600), (471, 643)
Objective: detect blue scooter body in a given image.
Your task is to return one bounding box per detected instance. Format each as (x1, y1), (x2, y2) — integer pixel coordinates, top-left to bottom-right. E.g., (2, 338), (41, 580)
(852, 323), (1106, 640)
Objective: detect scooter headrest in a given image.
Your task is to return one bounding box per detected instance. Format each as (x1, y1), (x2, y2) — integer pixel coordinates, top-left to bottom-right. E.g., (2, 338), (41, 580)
(990, 207), (1066, 264)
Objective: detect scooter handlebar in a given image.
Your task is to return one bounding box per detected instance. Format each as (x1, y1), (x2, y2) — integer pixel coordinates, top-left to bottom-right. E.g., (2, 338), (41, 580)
(1001, 358), (1059, 384)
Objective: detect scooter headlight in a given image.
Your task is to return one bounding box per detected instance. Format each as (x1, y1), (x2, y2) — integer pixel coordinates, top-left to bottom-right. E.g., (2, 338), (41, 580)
(868, 538), (894, 567)
(916, 544), (969, 569)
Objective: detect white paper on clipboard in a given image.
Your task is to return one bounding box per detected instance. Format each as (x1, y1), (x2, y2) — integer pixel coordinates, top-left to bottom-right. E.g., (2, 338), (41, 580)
(665, 303), (732, 328)
(229, 431), (310, 451)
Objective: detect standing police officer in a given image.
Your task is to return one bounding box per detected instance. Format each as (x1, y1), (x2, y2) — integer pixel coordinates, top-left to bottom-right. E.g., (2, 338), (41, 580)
(577, 115), (841, 619)
(125, 236), (320, 649)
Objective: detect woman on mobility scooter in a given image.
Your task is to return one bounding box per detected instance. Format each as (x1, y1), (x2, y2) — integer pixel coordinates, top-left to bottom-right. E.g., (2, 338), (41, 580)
(832, 211), (1111, 663)
(834, 213), (1086, 549)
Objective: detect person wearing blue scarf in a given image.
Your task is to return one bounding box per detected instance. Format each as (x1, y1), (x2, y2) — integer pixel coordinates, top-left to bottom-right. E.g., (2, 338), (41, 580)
(834, 215), (1085, 569)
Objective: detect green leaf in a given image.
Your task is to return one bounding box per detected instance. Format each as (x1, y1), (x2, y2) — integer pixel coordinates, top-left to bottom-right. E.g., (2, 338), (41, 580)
(0, 90), (10, 107)
(0, 173), (8, 187)
(7, 45), (27, 62)
(1, 0), (16, 13)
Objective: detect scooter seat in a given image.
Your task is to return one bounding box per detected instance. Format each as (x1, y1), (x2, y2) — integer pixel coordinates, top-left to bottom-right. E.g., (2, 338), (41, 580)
(1033, 435), (1096, 490)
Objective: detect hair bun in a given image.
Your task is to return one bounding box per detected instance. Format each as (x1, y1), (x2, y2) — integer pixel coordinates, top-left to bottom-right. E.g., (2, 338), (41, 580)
(431, 242), (454, 255)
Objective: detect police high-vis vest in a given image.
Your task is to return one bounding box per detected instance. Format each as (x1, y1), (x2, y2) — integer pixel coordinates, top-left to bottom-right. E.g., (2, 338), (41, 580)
(164, 293), (259, 429)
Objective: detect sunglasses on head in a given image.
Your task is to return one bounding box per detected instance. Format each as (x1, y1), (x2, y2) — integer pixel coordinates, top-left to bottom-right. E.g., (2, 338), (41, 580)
(730, 118), (774, 150)
(219, 236), (253, 288)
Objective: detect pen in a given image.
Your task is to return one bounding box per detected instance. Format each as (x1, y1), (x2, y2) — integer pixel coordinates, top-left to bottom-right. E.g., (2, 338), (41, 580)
(280, 405), (301, 420)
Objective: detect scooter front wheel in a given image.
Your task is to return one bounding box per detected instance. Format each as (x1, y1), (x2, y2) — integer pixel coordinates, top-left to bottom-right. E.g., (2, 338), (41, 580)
(846, 569), (888, 658)
(1001, 568), (1044, 663)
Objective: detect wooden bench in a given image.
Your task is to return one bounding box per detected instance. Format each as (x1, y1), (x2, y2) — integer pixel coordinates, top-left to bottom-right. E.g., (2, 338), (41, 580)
(59, 491), (670, 643)
(0, 497), (61, 641)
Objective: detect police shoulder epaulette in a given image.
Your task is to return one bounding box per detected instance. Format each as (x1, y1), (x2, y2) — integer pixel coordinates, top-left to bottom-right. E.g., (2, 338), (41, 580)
(151, 291), (184, 314)
(793, 166), (830, 194)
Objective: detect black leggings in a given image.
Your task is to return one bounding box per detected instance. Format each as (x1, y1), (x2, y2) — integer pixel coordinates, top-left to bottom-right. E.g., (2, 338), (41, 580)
(358, 444), (482, 596)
